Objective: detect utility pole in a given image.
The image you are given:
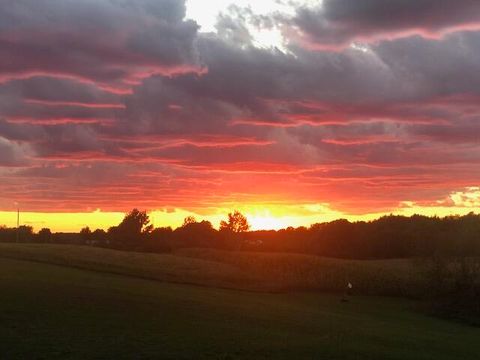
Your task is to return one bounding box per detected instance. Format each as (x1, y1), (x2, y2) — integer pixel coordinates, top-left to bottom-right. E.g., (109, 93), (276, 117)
(16, 206), (19, 243)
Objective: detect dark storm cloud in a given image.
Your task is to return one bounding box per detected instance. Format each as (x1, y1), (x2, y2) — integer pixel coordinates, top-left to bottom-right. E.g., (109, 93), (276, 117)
(0, 0), (201, 88)
(119, 34), (392, 135)
(374, 32), (480, 97)
(292, 0), (480, 47)
(118, 73), (244, 136)
(121, 30), (480, 135)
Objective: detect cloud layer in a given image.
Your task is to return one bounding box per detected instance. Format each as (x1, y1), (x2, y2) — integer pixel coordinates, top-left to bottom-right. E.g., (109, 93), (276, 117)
(0, 0), (479, 217)
(291, 0), (480, 48)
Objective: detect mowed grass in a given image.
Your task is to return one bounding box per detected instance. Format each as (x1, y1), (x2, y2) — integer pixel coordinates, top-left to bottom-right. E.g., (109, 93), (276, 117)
(0, 244), (425, 295)
(0, 257), (479, 359)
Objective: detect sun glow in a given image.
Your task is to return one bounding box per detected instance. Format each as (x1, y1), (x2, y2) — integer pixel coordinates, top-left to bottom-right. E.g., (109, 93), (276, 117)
(248, 213), (289, 231)
(1, 187), (480, 232)
(186, 0), (291, 50)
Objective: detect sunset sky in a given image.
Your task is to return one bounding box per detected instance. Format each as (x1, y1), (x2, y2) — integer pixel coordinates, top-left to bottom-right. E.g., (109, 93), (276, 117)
(1, 0), (480, 231)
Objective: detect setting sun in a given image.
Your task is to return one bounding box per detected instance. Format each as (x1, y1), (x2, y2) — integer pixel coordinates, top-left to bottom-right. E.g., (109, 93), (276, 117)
(248, 213), (288, 231)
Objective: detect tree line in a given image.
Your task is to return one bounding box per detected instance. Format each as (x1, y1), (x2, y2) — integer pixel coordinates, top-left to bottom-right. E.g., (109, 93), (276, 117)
(1, 210), (479, 259)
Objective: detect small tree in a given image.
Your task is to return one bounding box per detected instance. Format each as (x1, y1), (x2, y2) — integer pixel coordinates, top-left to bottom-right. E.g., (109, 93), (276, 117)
(37, 228), (52, 243)
(109, 209), (153, 246)
(80, 226), (92, 244)
(174, 220), (216, 248)
(119, 209), (153, 234)
(17, 225), (34, 242)
(220, 210), (250, 233)
(92, 229), (107, 245)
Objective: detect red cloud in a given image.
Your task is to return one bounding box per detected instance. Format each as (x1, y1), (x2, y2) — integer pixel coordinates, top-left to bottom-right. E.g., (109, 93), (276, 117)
(0, 0), (479, 217)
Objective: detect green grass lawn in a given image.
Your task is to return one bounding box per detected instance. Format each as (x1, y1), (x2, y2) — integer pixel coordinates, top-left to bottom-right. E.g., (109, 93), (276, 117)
(0, 257), (479, 359)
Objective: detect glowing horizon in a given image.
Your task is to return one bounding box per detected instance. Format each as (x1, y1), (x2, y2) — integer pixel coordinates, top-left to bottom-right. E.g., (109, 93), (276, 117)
(1, 186), (479, 232)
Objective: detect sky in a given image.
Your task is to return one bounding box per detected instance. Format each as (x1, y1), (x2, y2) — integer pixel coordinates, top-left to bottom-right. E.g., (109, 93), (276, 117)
(1, 0), (480, 231)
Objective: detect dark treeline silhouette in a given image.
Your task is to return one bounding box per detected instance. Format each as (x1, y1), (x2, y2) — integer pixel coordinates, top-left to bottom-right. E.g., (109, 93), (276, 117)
(246, 213), (480, 259)
(1, 210), (480, 259)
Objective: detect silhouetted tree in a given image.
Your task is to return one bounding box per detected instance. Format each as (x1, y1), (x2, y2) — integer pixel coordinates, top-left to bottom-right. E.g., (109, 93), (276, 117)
(108, 209), (153, 247)
(151, 226), (173, 238)
(174, 220), (217, 248)
(219, 211), (250, 250)
(80, 226), (92, 244)
(220, 210), (250, 233)
(37, 228), (52, 243)
(144, 227), (173, 253)
(17, 225), (34, 243)
(91, 229), (108, 245)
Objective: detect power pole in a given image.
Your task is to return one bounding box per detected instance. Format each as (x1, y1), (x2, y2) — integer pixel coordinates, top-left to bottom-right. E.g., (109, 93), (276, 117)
(16, 207), (19, 243)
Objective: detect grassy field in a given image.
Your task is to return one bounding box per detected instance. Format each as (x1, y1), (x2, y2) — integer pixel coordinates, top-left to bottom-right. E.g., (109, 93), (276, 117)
(0, 256), (479, 359)
(0, 244), (425, 296)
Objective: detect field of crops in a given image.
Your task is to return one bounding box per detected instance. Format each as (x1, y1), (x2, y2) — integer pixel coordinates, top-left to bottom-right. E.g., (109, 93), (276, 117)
(0, 243), (426, 295)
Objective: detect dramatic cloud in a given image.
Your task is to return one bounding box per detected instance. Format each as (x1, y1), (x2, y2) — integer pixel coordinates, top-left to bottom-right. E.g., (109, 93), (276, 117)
(291, 0), (480, 48)
(0, 0), (479, 222)
(0, 0), (201, 90)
